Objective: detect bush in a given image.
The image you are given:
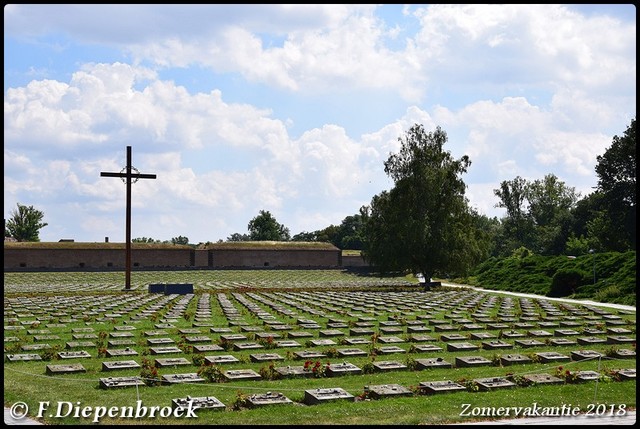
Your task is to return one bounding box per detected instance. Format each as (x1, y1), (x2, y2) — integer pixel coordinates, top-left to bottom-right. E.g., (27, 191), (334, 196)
(548, 268), (586, 297)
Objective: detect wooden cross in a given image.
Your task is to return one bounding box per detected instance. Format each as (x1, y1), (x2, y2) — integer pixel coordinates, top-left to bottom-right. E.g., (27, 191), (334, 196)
(100, 146), (156, 290)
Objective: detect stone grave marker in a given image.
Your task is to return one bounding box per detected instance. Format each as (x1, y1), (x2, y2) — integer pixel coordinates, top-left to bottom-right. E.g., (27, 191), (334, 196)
(411, 344), (443, 353)
(613, 369), (635, 380)
(245, 392), (293, 408)
(343, 337), (372, 345)
(5, 353), (42, 362)
(535, 352), (571, 363)
(446, 342), (479, 352)
(57, 351), (92, 359)
(520, 373), (563, 385)
(155, 357), (191, 367)
(233, 342), (264, 351)
(106, 348), (139, 357)
(415, 357), (453, 370)
(607, 327), (633, 335)
(607, 336), (635, 344)
(440, 333), (467, 342)
(184, 336), (212, 344)
(377, 345), (406, 354)
(548, 338), (577, 346)
(337, 348), (368, 357)
(570, 350), (603, 361)
(150, 346), (182, 355)
(287, 331), (314, 338)
(366, 384), (412, 399)
(372, 360), (407, 372)
(250, 353), (285, 363)
(409, 334), (437, 342)
(147, 337), (176, 346)
(304, 388), (355, 405)
(454, 356), (492, 368)
(22, 344), (51, 351)
(223, 369), (262, 382)
(576, 336), (607, 345)
(275, 340), (302, 348)
(528, 330), (553, 337)
(107, 339), (136, 347)
(99, 376), (145, 389)
(319, 329), (346, 337)
(482, 340), (513, 350)
(172, 396), (225, 412)
(204, 355), (240, 365)
(514, 339), (545, 348)
(499, 354), (532, 366)
(575, 370), (602, 382)
(193, 344), (224, 353)
(474, 377), (516, 391)
(162, 373), (206, 384)
(274, 365), (314, 378)
(500, 330), (526, 339)
(326, 362), (362, 377)
(294, 350), (327, 360)
(309, 339), (338, 347)
(611, 349), (635, 359)
(470, 332), (497, 340)
(46, 363), (86, 375)
(554, 329), (580, 337)
(101, 360), (141, 371)
(419, 380), (465, 395)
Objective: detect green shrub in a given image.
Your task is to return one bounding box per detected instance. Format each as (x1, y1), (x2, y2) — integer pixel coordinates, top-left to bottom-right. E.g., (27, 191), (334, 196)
(548, 268), (586, 297)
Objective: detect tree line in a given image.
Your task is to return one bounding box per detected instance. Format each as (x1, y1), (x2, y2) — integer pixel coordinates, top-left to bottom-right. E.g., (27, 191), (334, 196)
(6, 117), (635, 280)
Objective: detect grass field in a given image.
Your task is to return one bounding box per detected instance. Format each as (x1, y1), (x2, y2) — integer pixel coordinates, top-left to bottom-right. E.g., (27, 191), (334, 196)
(4, 269), (636, 425)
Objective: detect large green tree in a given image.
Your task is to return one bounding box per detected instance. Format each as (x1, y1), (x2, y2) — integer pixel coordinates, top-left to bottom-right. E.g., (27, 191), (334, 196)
(591, 117), (636, 250)
(361, 124), (482, 279)
(248, 210), (290, 241)
(5, 203), (48, 242)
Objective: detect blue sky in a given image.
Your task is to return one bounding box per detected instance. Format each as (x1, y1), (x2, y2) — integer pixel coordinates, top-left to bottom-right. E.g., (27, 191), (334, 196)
(4, 4), (636, 244)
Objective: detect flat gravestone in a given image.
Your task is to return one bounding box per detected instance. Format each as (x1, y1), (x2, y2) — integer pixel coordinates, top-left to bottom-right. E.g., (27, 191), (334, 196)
(233, 342), (264, 351)
(274, 365), (314, 378)
(172, 396), (225, 412)
(184, 336), (212, 343)
(500, 354), (533, 366)
(514, 339), (545, 348)
(607, 327), (633, 335)
(455, 356), (492, 368)
(144, 330), (169, 337)
(607, 336), (635, 344)
(554, 329), (580, 336)
(57, 351), (92, 359)
(575, 370), (605, 383)
(150, 347), (182, 355)
(377, 346), (406, 355)
(482, 340), (513, 350)
(474, 377), (516, 391)
(162, 373), (206, 384)
(319, 329), (345, 337)
(102, 360), (141, 371)
(521, 374), (563, 385)
(373, 360), (407, 372)
(378, 336), (404, 344)
(205, 355), (240, 365)
(155, 357), (191, 367)
(570, 350), (603, 361)
(22, 344), (51, 351)
(415, 357), (453, 370)
(577, 336), (607, 345)
(220, 334), (248, 342)
(309, 339), (337, 347)
(420, 380), (465, 395)
(500, 331), (526, 339)
(434, 325), (457, 332)
(337, 348), (368, 357)
(528, 330), (553, 337)
(246, 392), (293, 408)
(210, 327), (233, 333)
(250, 353), (285, 362)
(193, 344), (224, 353)
(46, 363), (86, 375)
(287, 331), (314, 338)
(294, 350), (327, 360)
(275, 340), (302, 348)
(411, 344), (443, 353)
(406, 326), (431, 333)
(440, 334), (467, 342)
(535, 352), (571, 363)
(223, 369), (262, 382)
(446, 342), (479, 352)
(410, 334), (437, 342)
(5, 353), (42, 362)
(304, 388), (355, 405)
(107, 339), (136, 347)
(147, 338), (176, 345)
(367, 384), (412, 399)
(612, 349), (635, 359)
(613, 369), (635, 380)
(106, 348), (138, 357)
(548, 338), (577, 346)
(343, 337), (371, 345)
(326, 362), (362, 377)
(470, 332), (497, 340)
(379, 327), (404, 334)
(100, 376), (145, 389)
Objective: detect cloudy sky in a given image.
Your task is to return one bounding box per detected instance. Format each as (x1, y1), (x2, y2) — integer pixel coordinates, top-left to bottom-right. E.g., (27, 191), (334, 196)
(4, 4), (636, 244)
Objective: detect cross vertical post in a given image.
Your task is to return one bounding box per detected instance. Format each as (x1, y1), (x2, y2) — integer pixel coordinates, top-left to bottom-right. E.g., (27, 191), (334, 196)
(100, 146), (156, 290)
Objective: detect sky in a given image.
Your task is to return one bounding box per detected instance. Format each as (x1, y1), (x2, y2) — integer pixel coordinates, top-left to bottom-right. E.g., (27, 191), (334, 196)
(4, 4), (636, 244)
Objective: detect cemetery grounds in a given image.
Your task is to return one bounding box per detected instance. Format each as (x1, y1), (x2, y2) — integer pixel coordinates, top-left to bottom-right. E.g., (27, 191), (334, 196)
(3, 270), (636, 425)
